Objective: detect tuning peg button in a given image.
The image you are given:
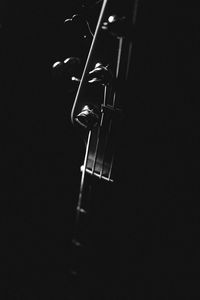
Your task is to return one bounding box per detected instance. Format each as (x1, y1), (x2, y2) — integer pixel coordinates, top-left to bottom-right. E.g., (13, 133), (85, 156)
(75, 105), (100, 129)
(52, 57), (81, 76)
(88, 63), (112, 86)
(102, 15), (132, 38)
(52, 57), (81, 92)
(64, 14), (92, 40)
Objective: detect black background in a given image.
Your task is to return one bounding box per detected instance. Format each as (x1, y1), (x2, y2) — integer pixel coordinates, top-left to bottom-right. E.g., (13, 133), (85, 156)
(1, 0), (200, 299)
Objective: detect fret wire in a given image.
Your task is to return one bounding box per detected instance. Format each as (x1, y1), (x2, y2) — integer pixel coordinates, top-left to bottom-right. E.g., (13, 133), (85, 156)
(85, 168), (113, 182)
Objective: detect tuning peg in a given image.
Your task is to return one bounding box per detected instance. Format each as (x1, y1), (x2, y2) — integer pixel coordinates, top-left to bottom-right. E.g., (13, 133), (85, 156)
(87, 63), (112, 86)
(52, 57), (81, 92)
(75, 105), (100, 129)
(102, 15), (131, 38)
(52, 57), (81, 75)
(64, 14), (92, 40)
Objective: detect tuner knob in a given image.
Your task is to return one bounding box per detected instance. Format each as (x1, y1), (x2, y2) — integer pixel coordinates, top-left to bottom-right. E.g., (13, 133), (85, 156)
(87, 63), (112, 86)
(75, 105), (100, 129)
(102, 15), (131, 38)
(52, 57), (81, 92)
(64, 14), (92, 40)
(52, 57), (81, 76)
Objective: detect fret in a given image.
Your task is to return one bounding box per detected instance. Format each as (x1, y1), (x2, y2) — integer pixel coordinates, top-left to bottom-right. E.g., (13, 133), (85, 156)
(80, 165), (113, 182)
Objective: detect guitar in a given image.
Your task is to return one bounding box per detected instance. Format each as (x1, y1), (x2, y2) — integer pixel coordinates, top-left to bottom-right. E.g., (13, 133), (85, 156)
(54, 0), (140, 296)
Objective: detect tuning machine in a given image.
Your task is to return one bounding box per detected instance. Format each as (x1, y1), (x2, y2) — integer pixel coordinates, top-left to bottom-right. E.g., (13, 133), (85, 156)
(87, 62), (112, 86)
(75, 104), (100, 129)
(102, 15), (132, 38)
(52, 57), (81, 92)
(64, 14), (93, 40)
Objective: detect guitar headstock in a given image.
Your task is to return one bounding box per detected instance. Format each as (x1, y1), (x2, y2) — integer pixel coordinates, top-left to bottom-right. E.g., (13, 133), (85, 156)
(51, 0), (140, 286)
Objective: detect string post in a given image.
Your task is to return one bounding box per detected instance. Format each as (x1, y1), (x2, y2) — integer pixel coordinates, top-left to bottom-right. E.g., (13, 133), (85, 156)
(88, 63), (113, 86)
(75, 104), (100, 129)
(101, 15), (133, 38)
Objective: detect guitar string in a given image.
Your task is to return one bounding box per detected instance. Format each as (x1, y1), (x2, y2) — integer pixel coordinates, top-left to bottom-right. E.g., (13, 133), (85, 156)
(87, 15), (119, 180)
(107, 36), (124, 180)
(99, 85), (109, 179)
(125, 0), (140, 80)
(91, 85), (107, 177)
(75, 130), (92, 225)
(72, 131), (92, 259)
(92, 42), (121, 181)
(97, 36), (123, 181)
(112, 36), (123, 107)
